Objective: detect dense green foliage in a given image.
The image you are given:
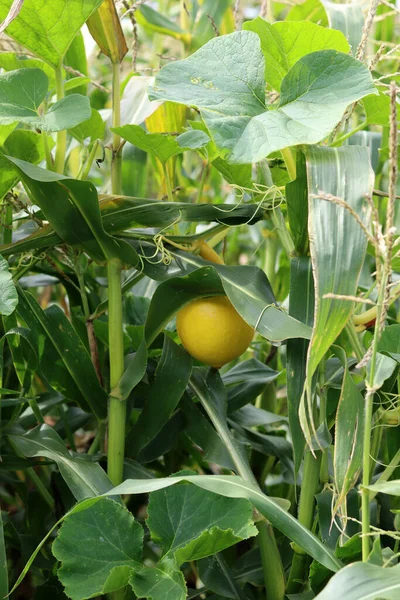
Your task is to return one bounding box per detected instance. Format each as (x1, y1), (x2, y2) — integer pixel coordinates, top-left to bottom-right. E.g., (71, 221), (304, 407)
(0, 1), (400, 599)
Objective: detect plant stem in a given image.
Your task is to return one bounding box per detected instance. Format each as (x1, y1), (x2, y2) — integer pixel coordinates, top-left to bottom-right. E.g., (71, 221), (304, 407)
(107, 258), (125, 486)
(163, 162), (175, 202)
(107, 60), (126, 502)
(79, 140), (100, 181)
(286, 451), (321, 593)
(330, 121), (368, 147)
(345, 322), (365, 363)
(111, 62), (122, 195)
(54, 66), (67, 174)
(43, 132), (54, 171)
(281, 147), (296, 181)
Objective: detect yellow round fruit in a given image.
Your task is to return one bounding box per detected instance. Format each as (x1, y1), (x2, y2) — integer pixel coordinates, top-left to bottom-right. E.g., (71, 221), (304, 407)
(176, 296), (254, 368)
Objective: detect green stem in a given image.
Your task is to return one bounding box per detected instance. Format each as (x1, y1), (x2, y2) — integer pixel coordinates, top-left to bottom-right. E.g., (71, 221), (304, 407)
(88, 420), (107, 456)
(264, 233), (278, 289)
(79, 140), (100, 181)
(369, 448), (400, 501)
(281, 147), (296, 181)
(345, 322), (366, 363)
(361, 274), (387, 561)
(54, 66), (67, 174)
(270, 208), (295, 257)
(107, 259), (126, 487)
(107, 59), (127, 523)
(43, 132), (54, 171)
(330, 121), (368, 147)
(163, 162), (175, 202)
(286, 451), (321, 593)
(111, 62), (122, 195)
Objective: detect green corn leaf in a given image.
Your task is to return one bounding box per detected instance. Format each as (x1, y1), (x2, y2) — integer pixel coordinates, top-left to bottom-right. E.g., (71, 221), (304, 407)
(128, 337), (192, 455)
(322, 0), (365, 55)
(300, 145), (373, 446)
(16, 287), (108, 419)
(10, 424), (113, 500)
(313, 562), (400, 599)
(3, 157), (138, 266)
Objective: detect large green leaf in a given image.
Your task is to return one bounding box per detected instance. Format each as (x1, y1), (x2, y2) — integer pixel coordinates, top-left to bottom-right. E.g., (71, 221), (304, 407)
(105, 474), (342, 573)
(243, 18), (350, 91)
(0, 198), (266, 259)
(365, 480), (400, 495)
(150, 31), (376, 163)
(16, 287), (108, 419)
(0, 0), (104, 67)
(0, 510), (7, 600)
(129, 563), (187, 600)
(53, 498), (144, 600)
(286, 0), (328, 25)
(0, 69), (91, 131)
(0, 254), (17, 316)
(4, 157), (138, 265)
(10, 425), (112, 500)
(301, 145), (373, 445)
(314, 562), (400, 599)
(0, 52), (56, 86)
(147, 471), (257, 565)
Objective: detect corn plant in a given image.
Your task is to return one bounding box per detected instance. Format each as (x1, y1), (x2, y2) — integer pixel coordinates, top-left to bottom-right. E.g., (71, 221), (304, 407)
(0, 0), (399, 599)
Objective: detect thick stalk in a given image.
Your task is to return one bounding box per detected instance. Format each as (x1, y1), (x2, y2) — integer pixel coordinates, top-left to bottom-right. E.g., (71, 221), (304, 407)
(54, 66), (67, 174)
(107, 61), (126, 499)
(281, 147), (296, 181)
(107, 258), (125, 486)
(286, 451), (321, 593)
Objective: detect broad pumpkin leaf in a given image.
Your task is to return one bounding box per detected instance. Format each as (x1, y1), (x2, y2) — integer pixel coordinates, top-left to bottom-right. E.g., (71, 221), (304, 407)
(112, 125), (210, 164)
(0, 69), (91, 131)
(129, 563), (187, 600)
(16, 287), (108, 419)
(149, 31), (377, 163)
(243, 18), (350, 90)
(0, 52), (56, 87)
(0, 254), (17, 316)
(69, 108), (105, 143)
(300, 145), (374, 446)
(147, 471), (257, 564)
(53, 498), (144, 600)
(10, 424), (113, 500)
(0, 0), (104, 67)
(105, 474), (342, 573)
(314, 562), (400, 599)
(286, 0), (328, 25)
